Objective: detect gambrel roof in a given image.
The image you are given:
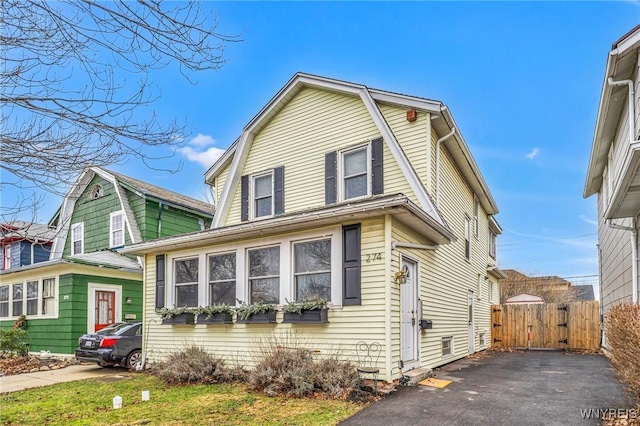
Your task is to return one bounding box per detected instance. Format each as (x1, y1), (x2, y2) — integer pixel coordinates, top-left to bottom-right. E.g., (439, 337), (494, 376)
(206, 73), (498, 230)
(50, 166), (214, 259)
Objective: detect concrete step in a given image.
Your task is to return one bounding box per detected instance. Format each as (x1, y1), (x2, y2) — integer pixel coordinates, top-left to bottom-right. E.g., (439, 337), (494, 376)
(401, 367), (433, 386)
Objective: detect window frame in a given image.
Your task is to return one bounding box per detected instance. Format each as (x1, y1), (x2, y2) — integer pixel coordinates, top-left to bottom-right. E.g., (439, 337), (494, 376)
(247, 245), (280, 304)
(0, 284), (9, 317)
(109, 210), (125, 248)
(12, 283), (23, 316)
(71, 222), (84, 255)
(339, 143), (371, 202)
(442, 337), (453, 357)
(489, 229), (497, 259)
(464, 216), (471, 261)
(26, 280), (39, 315)
(251, 170), (274, 219)
(3, 245), (11, 270)
(173, 257), (199, 308)
(207, 251), (237, 306)
(165, 227), (342, 308)
(292, 237), (332, 301)
(473, 196), (479, 238)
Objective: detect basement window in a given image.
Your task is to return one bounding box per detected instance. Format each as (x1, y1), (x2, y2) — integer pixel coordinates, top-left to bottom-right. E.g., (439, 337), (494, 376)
(442, 337), (453, 357)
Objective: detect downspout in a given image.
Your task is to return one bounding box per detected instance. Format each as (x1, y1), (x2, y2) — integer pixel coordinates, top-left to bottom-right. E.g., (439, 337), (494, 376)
(607, 219), (638, 304)
(607, 77), (636, 146)
(435, 122), (457, 208)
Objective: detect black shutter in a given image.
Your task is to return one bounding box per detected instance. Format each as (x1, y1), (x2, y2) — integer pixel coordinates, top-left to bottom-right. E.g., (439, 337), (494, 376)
(342, 224), (361, 306)
(240, 174), (249, 221)
(325, 151), (337, 205)
(155, 254), (165, 309)
(371, 137), (384, 195)
(274, 166), (284, 215)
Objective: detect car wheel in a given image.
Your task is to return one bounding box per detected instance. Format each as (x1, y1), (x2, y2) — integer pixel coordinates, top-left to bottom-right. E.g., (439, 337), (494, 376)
(126, 349), (142, 370)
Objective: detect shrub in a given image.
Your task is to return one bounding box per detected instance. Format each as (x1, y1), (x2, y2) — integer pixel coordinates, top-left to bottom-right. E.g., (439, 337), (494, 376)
(248, 333), (358, 398)
(0, 328), (30, 356)
(153, 346), (233, 385)
(605, 303), (640, 400)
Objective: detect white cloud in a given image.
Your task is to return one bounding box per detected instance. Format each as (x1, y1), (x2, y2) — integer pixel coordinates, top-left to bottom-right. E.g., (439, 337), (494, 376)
(178, 145), (225, 168)
(189, 133), (216, 147)
(177, 133), (224, 168)
(525, 148), (540, 160)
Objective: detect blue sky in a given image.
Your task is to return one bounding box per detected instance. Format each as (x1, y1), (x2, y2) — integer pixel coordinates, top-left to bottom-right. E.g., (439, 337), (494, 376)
(7, 2), (640, 290)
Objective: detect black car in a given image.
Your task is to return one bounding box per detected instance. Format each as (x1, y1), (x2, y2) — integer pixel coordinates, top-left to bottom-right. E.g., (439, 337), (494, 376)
(75, 322), (142, 369)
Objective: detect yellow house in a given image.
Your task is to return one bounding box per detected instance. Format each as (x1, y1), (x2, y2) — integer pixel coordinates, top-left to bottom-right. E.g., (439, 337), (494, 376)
(124, 73), (504, 382)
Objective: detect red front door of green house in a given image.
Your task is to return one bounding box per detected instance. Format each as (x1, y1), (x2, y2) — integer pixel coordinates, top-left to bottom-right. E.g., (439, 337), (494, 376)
(95, 290), (115, 332)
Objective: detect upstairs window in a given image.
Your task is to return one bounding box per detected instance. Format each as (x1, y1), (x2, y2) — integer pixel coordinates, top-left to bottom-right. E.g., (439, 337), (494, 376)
(342, 146), (370, 200)
(240, 167), (284, 221)
(90, 185), (104, 200)
(71, 222), (84, 255)
(464, 216), (471, 261)
(489, 230), (497, 259)
(3, 245), (11, 270)
(325, 138), (384, 205)
(174, 258), (198, 307)
(473, 196), (479, 237)
(253, 172), (274, 218)
(110, 211), (125, 248)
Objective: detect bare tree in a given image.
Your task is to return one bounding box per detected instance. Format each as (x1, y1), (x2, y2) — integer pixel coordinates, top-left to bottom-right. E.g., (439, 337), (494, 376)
(1, 0), (239, 220)
(500, 270), (577, 304)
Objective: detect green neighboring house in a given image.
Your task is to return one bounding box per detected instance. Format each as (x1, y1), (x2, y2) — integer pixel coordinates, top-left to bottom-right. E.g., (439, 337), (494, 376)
(0, 166), (214, 354)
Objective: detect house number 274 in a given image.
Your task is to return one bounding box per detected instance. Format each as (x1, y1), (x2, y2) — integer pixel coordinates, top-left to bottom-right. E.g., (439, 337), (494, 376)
(365, 253), (382, 262)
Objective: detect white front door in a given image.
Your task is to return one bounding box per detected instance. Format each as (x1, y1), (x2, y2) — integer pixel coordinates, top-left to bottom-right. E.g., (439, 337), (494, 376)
(468, 290), (475, 354)
(400, 257), (418, 367)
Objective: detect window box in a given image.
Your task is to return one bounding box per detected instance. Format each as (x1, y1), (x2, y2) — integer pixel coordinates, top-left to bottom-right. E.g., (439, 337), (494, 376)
(196, 312), (233, 324)
(236, 310), (276, 324)
(161, 312), (195, 325)
(282, 307), (328, 324)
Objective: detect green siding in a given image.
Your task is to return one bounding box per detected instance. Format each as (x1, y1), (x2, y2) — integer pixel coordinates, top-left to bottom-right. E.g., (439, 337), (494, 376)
(0, 273), (142, 354)
(144, 202), (206, 240)
(64, 175), (130, 256)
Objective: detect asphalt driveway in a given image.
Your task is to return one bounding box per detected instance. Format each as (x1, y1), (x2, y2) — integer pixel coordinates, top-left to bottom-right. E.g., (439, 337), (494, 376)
(341, 351), (629, 426)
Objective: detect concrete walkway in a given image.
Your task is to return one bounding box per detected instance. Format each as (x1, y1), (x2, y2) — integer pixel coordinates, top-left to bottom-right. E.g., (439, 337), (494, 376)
(341, 351), (629, 426)
(0, 364), (126, 393)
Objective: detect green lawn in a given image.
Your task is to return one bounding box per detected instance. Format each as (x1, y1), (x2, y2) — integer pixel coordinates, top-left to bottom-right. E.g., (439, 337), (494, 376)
(0, 373), (364, 425)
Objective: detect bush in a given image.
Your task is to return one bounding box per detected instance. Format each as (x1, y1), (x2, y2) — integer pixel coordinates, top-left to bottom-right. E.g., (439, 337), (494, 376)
(605, 303), (640, 400)
(153, 346), (234, 385)
(0, 328), (29, 356)
(247, 334), (358, 398)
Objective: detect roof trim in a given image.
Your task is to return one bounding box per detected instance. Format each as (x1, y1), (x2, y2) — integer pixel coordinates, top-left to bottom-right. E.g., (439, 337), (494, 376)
(584, 26), (640, 198)
(210, 72), (451, 228)
(123, 194), (456, 255)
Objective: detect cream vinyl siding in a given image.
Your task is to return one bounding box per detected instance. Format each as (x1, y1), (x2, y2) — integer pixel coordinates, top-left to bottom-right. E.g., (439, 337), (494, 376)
(598, 193), (634, 313)
(142, 217), (390, 377)
(423, 139), (493, 354)
(223, 88), (420, 226)
(378, 103), (426, 201)
(215, 165), (230, 207)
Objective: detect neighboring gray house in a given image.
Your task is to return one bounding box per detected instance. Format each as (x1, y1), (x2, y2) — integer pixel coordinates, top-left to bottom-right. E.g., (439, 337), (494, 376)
(584, 25), (640, 343)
